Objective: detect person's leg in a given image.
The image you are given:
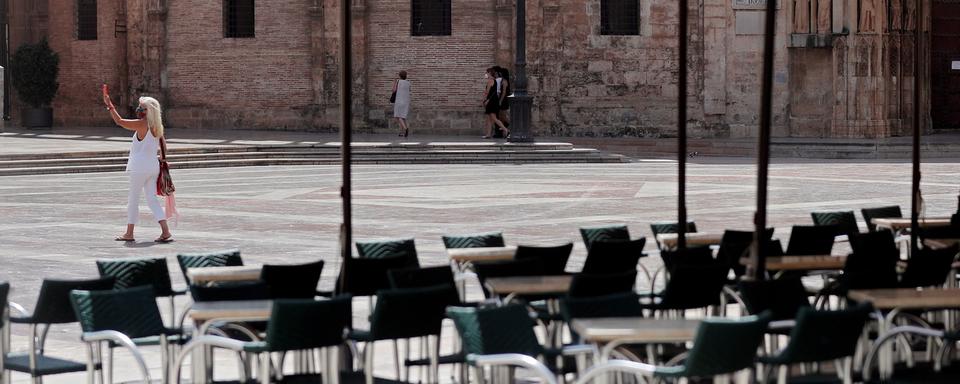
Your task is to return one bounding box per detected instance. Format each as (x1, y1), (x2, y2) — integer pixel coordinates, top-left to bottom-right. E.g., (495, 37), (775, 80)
(484, 114), (496, 138)
(142, 173), (172, 240)
(120, 173), (144, 240)
(397, 117), (408, 136)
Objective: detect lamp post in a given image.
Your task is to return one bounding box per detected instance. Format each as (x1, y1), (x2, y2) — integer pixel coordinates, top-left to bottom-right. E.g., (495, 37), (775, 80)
(507, 0), (533, 143)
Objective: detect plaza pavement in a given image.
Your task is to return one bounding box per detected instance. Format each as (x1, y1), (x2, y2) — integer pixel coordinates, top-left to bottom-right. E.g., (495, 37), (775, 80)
(2, 129), (960, 383)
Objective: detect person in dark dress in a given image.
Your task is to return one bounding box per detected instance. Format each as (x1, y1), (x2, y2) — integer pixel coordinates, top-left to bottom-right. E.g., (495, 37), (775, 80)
(497, 66), (511, 128)
(482, 67), (509, 139)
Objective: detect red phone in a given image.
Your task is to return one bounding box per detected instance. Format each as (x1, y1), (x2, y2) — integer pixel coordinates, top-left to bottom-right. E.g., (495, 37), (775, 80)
(102, 83), (109, 95)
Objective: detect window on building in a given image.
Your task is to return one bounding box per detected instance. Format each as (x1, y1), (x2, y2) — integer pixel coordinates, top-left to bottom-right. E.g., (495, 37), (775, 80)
(411, 0), (452, 36)
(601, 0), (640, 35)
(76, 0), (97, 40)
(224, 0), (255, 38)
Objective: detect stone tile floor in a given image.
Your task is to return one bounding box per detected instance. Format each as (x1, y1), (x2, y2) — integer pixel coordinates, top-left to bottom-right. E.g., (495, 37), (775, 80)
(2, 136), (959, 382)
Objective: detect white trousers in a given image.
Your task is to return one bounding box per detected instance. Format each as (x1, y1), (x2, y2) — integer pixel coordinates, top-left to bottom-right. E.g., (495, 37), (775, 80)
(127, 171), (165, 225)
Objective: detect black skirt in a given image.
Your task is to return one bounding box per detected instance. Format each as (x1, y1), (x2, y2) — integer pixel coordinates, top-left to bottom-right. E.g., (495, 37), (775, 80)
(499, 97), (510, 110)
(484, 100), (500, 114)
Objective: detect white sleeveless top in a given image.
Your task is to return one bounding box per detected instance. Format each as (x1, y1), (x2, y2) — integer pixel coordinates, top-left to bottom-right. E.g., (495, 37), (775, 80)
(126, 129), (160, 174)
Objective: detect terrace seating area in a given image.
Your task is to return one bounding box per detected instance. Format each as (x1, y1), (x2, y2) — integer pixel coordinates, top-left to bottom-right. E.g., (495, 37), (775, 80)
(2, 205), (960, 384)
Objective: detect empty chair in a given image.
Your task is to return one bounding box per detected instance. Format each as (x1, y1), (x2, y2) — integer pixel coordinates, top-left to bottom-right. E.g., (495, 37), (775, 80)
(579, 225), (630, 250)
(811, 211), (860, 238)
(69, 286), (186, 384)
(900, 243), (959, 288)
(173, 296), (353, 384)
(473, 257), (545, 299)
(861, 205), (903, 233)
(642, 263), (730, 314)
(576, 314), (771, 383)
(581, 238), (646, 275)
(737, 277), (811, 321)
(659, 245), (714, 271)
(716, 228), (774, 278)
(96, 257), (183, 325)
(843, 230), (901, 290)
(561, 292), (644, 342)
(650, 221), (698, 250)
(442, 232), (505, 249)
(388, 265), (457, 290)
(514, 243), (574, 275)
(4, 277), (115, 383)
(759, 303), (873, 383)
(176, 249), (243, 283)
(260, 259), (324, 299)
(356, 238), (420, 268)
(568, 270), (638, 298)
(785, 225), (838, 256)
(336, 255), (413, 297)
(349, 285), (459, 384)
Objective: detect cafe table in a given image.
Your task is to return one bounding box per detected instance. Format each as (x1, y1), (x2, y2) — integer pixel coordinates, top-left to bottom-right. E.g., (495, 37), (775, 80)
(447, 246), (518, 301)
(571, 317), (701, 361)
(655, 232), (724, 250)
(484, 275), (574, 347)
(187, 265), (263, 285)
(872, 217), (952, 232)
(848, 288), (960, 379)
(187, 299), (273, 384)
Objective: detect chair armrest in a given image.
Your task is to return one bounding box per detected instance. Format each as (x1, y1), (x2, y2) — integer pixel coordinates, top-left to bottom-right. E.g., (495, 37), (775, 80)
(767, 320), (796, 331)
(81, 330), (153, 383)
(577, 360), (658, 383)
(863, 325), (946, 381)
(316, 289), (335, 298)
(466, 353), (559, 384)
(8, 301), (31, 322)
(170, 288), (187, 296)
(173, 335), (252, 383)
(561, 344), (597, 357)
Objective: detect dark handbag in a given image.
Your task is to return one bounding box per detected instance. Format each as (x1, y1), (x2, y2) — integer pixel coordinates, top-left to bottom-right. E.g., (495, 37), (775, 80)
(390, 80), (397, 103)
(157, 137), (175, 196)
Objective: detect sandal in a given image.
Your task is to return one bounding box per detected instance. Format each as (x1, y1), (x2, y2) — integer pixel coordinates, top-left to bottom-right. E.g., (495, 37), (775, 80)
(155, 235), (174, 243)
(115, 236), (135, 242)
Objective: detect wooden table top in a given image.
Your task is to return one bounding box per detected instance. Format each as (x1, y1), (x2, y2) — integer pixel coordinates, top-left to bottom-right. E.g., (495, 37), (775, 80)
(848, 288), (960, 310)
(448, 246), (518, 263)
(484, 275), (573, 296)
(923, 238), (959, 250)
(571, 317), (701, 343)
(188, 265), (263, 285)
(872, 217), (952, 231)
(656, 232), (724, 249)
(761, 255), (846, 271)
(189, 300), (272, 322)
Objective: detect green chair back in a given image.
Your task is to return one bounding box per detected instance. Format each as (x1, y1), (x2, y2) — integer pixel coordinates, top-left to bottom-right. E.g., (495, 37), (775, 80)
(265, 295), (352, 352)
(30, 277), (116, 324)
(70, 286), (167, 339)
(811, 211), (859, 237)
(861, 206), (902, 233)
(442, 232), (505, 249)
(355, 238), (420, 268)
(581, 238), (646, 275)
(900, 244), (960, 288)
(514, 243), (573, 275)
(568, 270), (637, 298)
(562, 292), (643, 342)
(97, 257), (176, 297)
(579, 225), (630, 250)
(447, 304), (543, 358)
(768, 303), (873, 364)
(668, 314), (770, 378)
(368, 285), (458, 340)
(737, 277), (811, 321)
(260, 259), (324, 299)
(176, 249), (242, 282)
(650, 221), (698, 250)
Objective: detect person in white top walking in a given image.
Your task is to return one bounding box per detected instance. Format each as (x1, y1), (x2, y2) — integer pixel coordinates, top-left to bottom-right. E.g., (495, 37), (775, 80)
(102, 87), (174, 243)
(392, 71), (412, 137)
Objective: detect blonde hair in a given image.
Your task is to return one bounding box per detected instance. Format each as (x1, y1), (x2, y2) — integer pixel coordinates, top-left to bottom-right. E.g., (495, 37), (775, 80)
(139, 96), (164, 138)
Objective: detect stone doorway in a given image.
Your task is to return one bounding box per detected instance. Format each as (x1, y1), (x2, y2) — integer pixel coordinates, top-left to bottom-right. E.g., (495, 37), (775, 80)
(931, 0), (960, 129)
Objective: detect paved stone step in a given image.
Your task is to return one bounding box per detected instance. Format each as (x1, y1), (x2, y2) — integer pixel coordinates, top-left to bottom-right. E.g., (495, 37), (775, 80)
(0, 148), (612, 169)
(0, 154), (626, 176)
(0, 142), (577, 161)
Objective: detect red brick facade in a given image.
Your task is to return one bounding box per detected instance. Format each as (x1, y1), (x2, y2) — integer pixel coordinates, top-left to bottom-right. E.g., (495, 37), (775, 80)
(7, 0), (934, 138)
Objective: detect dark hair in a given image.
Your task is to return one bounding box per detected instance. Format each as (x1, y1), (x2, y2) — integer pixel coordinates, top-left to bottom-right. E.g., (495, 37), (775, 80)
(399, 70), (407, 80)
(486, 67), (496, 76)
(498, 67), (510, 80)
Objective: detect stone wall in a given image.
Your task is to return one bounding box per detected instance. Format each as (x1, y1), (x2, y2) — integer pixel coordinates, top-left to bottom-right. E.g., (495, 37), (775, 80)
(9, 0), (933, 138)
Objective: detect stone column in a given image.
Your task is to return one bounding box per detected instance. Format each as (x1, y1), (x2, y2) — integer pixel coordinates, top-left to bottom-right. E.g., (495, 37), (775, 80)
(144, 0), (168, 104)
(495, 0), (513, 66)
(508, 0), (533, 142)
(115, 0), (130, 110)
(351, 0), (368, 129)
(308, 0), (325, 127)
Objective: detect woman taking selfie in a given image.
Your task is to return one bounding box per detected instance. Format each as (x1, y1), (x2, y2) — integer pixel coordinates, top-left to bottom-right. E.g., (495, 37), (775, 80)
(103, 86), (174, 243)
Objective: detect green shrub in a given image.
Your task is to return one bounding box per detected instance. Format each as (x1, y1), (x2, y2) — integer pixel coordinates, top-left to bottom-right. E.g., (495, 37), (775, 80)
(10, 38), (60, 108)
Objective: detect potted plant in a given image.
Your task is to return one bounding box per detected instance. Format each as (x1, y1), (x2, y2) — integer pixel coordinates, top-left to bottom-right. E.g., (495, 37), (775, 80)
(10, 38), (59, 127)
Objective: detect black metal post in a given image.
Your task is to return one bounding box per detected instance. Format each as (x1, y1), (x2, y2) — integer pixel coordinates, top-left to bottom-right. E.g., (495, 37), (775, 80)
(338, 0), (353, 292)
(910, 0), (922, 255)
(677, 0), (689, 250)
(508, 0), (533, 143)
(751, 0), (777, 280)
